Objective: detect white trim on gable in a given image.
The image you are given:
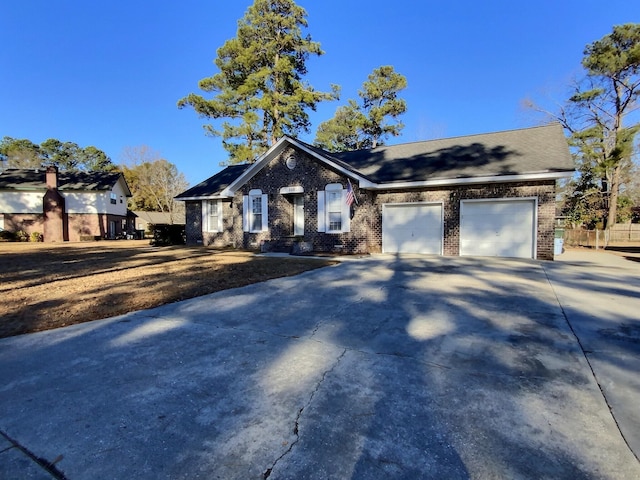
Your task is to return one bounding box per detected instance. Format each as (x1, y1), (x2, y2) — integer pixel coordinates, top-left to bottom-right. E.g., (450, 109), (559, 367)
(220, 137), (370, 197)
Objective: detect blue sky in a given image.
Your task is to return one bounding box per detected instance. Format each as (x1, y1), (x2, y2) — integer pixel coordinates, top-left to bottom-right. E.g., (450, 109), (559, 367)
(1, 1), (638, 186)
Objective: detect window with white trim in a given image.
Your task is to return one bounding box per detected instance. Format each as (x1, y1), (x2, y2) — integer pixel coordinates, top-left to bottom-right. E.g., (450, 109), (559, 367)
(327, 190), (342, 231)
(251, 195), (262, 232)
(317, 183), (350, 233)
(203, 200), (223, 233)
(243, 189), (269, 232)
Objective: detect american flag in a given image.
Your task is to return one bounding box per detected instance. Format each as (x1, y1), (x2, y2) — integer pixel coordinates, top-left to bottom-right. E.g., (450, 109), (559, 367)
(346, 179), (358, 206)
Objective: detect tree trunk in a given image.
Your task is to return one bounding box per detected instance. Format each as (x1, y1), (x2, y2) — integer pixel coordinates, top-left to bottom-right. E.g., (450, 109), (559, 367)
(605, 163), (622, 230)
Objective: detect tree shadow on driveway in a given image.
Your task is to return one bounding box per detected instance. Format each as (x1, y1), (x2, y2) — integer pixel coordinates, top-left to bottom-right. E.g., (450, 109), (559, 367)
(0, 252), (639, 479)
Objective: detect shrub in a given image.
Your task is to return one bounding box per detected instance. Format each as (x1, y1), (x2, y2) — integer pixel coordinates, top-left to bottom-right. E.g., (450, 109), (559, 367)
(150, 224), (186, 246)
(0, 230), (16, 241)
(15, 230), (29, 242)
(30, 231), (43, 242)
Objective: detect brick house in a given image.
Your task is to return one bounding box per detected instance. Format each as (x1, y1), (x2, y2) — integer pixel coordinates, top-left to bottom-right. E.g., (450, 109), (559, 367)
(0, 166), (132, 242)
(176, 124), (574, 260)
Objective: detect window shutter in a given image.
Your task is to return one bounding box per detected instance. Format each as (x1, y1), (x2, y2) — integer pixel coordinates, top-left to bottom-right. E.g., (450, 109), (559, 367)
(242, 195), (249, 232)
(217, 201), (223, 232)
(317, 191), (326, 232)
(201, 201), (208, 232)
(341, 189), (351, 233)
(261, 194), (268, 231)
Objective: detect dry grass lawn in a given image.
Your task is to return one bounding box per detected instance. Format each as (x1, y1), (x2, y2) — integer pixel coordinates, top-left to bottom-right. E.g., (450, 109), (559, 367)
(0, 240), (335, 339)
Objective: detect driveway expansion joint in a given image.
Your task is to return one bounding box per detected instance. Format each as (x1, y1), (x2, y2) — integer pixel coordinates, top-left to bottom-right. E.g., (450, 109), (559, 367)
(263, 348), (347, 479)
(541, 263), (640, 465)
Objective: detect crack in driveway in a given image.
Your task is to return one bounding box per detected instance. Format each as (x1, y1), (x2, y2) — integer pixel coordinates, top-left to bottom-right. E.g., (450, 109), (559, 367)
(263, 348), (347, 479)
(0, 429), (67, 479)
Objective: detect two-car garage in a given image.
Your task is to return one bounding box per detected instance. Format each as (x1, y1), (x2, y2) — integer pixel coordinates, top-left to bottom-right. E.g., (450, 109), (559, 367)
(382, 199), (537, 259)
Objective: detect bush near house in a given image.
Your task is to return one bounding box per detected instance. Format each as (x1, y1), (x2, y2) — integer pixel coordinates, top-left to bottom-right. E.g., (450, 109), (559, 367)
(0, 231), (16, 241)
(150, 224), (186, 246)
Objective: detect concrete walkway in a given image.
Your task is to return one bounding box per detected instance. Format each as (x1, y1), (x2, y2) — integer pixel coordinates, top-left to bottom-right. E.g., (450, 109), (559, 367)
(0, 250), (638, 479)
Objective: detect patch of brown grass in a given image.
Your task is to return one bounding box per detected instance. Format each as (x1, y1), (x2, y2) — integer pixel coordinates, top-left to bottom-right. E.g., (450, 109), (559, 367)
(0, 241), (335, 338)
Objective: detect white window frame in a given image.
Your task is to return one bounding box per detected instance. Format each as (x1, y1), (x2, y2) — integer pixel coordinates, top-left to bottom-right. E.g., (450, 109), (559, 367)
(202, 199), (223, 233)
(317, 183), (350, 233)
(243, 189), (269, 233)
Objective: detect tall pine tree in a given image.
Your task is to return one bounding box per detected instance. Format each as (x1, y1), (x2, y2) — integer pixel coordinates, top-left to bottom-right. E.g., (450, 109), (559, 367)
(178, 0), (338, 164)
(562, 24), (640, 229)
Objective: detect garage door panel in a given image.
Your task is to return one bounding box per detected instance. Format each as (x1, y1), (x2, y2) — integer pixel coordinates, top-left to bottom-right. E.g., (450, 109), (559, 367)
(383, 204), (442, 255)
(460, 200), (535, 259)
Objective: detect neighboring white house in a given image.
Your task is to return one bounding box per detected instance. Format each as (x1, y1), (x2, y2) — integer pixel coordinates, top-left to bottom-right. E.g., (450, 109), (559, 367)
(0, 166), (132, 241)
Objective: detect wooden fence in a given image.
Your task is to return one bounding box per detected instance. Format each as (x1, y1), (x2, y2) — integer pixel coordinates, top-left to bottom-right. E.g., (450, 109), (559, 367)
(564, 224), (640, 248)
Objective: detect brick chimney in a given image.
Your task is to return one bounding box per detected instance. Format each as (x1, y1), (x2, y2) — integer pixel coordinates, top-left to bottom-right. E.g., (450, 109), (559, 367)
(43, 166), (66, 242)
(46, 165), (58, 190)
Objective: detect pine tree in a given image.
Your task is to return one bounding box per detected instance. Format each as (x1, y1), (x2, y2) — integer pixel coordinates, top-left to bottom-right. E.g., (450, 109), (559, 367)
(566, 24), (640, 229)
(178, 0), (338, 163)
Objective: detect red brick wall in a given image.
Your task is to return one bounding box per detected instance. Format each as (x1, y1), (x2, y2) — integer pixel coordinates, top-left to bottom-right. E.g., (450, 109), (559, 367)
(374, 181), (557, 260)
(66, 214), (127, 241)
(2, 214), (45, 237)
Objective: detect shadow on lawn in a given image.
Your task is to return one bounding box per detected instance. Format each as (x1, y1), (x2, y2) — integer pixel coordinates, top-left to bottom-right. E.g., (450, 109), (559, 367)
(0, 242), (215, 290)
(0, 246), (332, 338)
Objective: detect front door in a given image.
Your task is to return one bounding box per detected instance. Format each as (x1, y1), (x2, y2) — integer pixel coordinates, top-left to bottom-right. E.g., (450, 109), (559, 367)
(109, 220), (116, 239)
(293, 195), (304, 236)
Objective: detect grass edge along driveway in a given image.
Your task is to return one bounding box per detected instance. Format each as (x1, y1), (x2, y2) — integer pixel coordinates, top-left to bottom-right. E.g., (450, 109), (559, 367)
(0, 241), (336, 339)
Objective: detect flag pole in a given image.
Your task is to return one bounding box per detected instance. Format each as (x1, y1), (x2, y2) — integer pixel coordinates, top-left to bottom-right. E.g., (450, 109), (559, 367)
(347, 178), (359, 206)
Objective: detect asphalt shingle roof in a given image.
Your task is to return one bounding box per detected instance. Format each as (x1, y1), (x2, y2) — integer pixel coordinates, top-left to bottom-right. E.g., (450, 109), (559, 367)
(0, 169), (128, 192)
(174, 124), (573, 199)
(329, 123), (573, 183)
(175, 164), (251, 198)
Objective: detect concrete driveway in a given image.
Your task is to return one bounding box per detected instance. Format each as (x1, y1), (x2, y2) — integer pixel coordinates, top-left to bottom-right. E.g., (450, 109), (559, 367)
(1, 250), (638, 479)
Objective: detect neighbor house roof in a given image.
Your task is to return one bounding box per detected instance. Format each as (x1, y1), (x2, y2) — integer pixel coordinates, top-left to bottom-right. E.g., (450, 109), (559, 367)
(175, 123), (574, 199)
(132, 210), (186, 225)
(0, 169), (132, 195)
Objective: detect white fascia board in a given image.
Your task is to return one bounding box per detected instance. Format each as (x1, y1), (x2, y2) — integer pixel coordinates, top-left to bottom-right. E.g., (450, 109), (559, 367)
(174, 194), (228, 202)
(285, 138), (372, 186)
(221, 137), (291, 196)
(363, 171), (574, 190)
(220, 137), (373, 195)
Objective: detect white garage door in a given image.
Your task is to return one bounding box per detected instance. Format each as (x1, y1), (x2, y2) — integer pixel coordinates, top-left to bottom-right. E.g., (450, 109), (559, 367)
(382, 203), (443, 254)
(460, 199), (536, 259)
